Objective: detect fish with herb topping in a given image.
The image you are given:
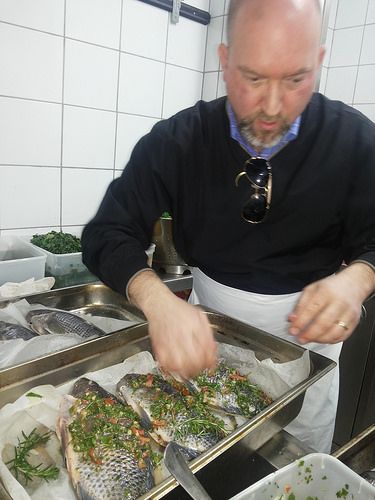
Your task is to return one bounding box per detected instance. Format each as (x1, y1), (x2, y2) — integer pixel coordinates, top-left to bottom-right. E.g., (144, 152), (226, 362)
(57, 377), (160, 500)
(0, 320), (37, 340)
(26, 309), (105, 338)
(116, 373), (228, 459)
(192, 361), (272, 419)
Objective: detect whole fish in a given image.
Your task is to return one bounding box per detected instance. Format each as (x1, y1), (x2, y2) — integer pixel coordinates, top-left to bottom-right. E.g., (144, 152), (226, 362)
(26, 309), (105, 338)
(0, 320), (37, 340)
(116, 373), (228, 459)
(57, 377), (158, 500)
(192, 361), (272, 419)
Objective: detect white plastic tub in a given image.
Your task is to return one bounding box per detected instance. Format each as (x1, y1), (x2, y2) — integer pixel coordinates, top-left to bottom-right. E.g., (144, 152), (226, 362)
(29, 244), (96, 288)
(0, 237), (46, 286)
(230, 453), (375, 500)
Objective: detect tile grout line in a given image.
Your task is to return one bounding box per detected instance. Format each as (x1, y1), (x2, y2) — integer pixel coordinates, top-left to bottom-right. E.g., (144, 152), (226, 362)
(160, 9), (170, 119)
(350, 0), (370, 105)
(59, 0), (67, 231)
(200, 0), (211, 100)
(113, 0), (124, 177)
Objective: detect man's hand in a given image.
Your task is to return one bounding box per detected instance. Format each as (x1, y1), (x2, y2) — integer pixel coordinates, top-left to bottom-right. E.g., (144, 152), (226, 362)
(128, 270), (217, 378)
(288, 262), (375, 344)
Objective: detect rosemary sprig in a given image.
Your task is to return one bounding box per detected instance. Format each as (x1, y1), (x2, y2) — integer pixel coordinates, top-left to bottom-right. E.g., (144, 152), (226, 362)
(6, 428), (59, 484)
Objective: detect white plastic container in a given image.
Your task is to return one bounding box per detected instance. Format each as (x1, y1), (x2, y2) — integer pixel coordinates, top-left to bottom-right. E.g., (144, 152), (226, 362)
(0, 236), (46, 286)
(29, 245), (96, 288)
(230, 453), (375, 500)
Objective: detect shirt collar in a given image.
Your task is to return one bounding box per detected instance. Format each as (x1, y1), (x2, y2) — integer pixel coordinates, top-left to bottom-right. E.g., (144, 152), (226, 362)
(226, 101), (301, 159)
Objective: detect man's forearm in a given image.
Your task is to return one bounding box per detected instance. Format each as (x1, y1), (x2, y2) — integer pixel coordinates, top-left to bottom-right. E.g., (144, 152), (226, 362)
(344, 261), (375, 301)
(127, 269), (177, 318)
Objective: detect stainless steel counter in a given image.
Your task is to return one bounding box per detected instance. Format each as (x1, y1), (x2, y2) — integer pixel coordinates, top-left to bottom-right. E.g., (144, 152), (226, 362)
(158, 271), (193, 292)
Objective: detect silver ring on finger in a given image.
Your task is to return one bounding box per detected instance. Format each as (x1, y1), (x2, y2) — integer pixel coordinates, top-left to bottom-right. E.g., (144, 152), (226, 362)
(335, 320), (349, 331)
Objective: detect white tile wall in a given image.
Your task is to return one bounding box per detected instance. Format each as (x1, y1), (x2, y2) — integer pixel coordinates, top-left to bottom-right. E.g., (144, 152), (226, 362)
(167, 17), (207, 71)
(64, 39), (118, 110)
(118, 53), (164, 117)
(367, 0), (375, 23)
(323, 27), (334, 66)
(354, 104), (375, 122)
(0, 166), (60, 229)
(62, 168), (114, 226)
(360, 24), (375, 65)
(0, 23), (63, 102)
(0, 0), (210, 234)
(0, 0), (65, 35)
(3, 0), (372, 236)
(204, 16), (223, 72)
(163, 65), (203, 118)
(202, 71), (219, 101)
(329, 27), (363, 67)
(319, 66), (328, 93)
(0, 97), (62, 166)
(210, 0), (226, 17)
(65, 0), (122, 49)
(354, 65), (375, 103)
(121, 0), (168, 61)
(325, 66), (358, 103)
(62, 106), (117, 168)
(321, 0), (375, 123)
(115, 114), (158, 169)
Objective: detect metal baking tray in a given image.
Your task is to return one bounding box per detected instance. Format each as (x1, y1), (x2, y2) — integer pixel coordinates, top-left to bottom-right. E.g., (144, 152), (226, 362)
(0, 282), (145, 322)
(333, 424), (375, 475)
(0, 310), (336, 500)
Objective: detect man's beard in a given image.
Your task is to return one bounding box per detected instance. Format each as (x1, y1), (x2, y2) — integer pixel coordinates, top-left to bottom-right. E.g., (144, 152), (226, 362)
(238, 113), (291, 151)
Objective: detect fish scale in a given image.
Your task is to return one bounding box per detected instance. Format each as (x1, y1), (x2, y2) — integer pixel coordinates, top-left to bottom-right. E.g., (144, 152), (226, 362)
(116, 373), (226, 459)
(0, 320), (37, 340)
(27, 309), (105, 338)
(57, 378), (156, 500)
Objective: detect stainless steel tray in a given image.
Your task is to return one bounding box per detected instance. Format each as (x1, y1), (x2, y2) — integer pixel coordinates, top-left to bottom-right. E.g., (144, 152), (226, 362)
(333, 424), (375, 475)
(0, 311), (336, 500)
(0, 282), (145, 322)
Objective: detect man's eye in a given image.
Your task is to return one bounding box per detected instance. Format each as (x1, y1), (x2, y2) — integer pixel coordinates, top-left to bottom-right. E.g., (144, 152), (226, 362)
(287, 76), (304, 85)
(246, 76), (262, 84)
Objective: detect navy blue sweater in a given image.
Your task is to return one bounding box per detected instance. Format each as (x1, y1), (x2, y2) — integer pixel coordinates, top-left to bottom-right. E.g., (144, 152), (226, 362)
(82, 93), (375, 295)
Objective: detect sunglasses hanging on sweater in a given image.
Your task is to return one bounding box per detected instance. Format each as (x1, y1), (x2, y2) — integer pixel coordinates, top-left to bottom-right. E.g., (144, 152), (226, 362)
(235, 157), (272, 224)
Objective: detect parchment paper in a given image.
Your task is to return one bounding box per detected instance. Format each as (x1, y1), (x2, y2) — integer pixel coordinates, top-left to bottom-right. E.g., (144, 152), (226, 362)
(0, 346), (310, 499)
(0, 300), (139, 369)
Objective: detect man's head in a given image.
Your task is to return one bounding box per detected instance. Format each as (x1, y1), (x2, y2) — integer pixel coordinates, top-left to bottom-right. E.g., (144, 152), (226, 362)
(219, 0), (325, 151)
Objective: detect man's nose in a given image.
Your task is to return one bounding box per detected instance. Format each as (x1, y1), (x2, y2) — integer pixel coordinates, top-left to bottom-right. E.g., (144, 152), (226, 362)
(262, 81), (283, 117)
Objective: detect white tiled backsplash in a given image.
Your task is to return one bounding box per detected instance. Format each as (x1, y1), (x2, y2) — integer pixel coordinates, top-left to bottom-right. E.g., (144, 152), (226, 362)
(0, 0), (208, 237)
(0, 0), (374, 238)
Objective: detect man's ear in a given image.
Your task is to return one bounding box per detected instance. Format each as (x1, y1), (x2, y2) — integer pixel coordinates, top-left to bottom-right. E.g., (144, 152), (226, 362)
(218, 43), (229, 75)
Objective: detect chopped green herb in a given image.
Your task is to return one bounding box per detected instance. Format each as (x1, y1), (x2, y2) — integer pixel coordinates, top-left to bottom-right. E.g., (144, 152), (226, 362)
(68, 390), (162, 468)
(26, 392), (42, 398)
(6, 428), (59, 484)
(161, 211), (172, 219)
(31, 231), (81, 254)
(336, 485), (349, 498)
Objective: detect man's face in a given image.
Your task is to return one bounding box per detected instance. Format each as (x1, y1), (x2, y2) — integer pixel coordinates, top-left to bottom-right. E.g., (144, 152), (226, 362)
(219, 3), (324, 151)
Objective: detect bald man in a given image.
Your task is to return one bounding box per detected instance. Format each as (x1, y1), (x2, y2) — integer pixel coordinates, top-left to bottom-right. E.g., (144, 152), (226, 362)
(82, 0), (375, 452)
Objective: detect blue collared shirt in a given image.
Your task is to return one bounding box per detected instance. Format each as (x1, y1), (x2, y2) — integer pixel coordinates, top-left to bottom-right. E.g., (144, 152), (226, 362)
(227, 102), (301, 159)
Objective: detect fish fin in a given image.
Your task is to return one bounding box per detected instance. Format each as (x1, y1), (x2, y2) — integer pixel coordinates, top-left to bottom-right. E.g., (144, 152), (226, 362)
(138, 406), (152, 430)
(145, 457), (155, 490)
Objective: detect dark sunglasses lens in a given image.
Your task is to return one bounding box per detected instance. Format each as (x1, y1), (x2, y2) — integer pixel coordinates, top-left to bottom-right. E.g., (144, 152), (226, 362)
(242, 193), (267, 222)
(245, 158), (269, 188)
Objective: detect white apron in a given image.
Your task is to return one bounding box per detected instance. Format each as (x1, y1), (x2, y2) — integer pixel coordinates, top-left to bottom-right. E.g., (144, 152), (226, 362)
(189, 267), (342, 453)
